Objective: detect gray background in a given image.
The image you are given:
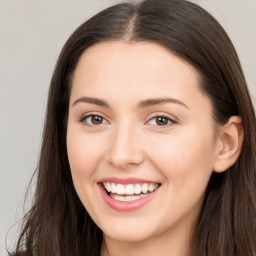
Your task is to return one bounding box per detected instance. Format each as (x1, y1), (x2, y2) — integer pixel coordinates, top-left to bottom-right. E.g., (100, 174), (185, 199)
(1, 0), (255, 254)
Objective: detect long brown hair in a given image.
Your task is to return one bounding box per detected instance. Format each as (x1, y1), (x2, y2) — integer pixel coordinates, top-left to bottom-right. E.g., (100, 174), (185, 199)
(10, 0), (256, 255)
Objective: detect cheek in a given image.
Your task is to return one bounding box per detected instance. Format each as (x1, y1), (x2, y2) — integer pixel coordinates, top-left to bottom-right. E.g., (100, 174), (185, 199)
(66, 130), (107, 213)
(147, 126), (216, 179)
(66, 130), (105, 180)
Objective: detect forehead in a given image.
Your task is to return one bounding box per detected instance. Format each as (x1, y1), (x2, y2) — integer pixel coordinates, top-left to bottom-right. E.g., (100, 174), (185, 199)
(70, 41), (211, 114)
(73, 41), (199, 84)
(72, 41), (199, 90)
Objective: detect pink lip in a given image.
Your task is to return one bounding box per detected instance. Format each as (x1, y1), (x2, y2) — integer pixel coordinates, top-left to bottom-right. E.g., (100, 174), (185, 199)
(98, 177), (159, 185)
(98, 182), (160, 212)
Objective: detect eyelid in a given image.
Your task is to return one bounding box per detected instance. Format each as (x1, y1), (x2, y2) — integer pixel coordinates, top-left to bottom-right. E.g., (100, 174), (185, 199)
(80, 111), (110, 126)
(78, 111), (177, 128)
(145, 112), (178, 127)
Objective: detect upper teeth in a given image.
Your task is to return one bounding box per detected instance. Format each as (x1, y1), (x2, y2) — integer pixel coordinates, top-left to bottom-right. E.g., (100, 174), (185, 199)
(103, 182), (159, 195)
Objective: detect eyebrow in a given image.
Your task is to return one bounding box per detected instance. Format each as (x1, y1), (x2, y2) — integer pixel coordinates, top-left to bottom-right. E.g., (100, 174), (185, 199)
(138, 97), (190, 109)
(72, 97), (110, 107)
(72, 96), (189, 109)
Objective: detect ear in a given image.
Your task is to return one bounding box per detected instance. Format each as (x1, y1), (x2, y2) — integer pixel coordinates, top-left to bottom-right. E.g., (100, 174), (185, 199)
(213, 116), (244, 173)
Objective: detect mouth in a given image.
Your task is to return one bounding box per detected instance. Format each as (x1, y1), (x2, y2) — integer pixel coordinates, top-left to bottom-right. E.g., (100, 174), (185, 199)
(102, 182), (161, 202)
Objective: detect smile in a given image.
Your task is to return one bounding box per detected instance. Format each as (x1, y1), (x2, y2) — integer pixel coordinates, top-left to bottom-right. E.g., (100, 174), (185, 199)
(99, 178), (161, 211)
(103, 182), (160, 202)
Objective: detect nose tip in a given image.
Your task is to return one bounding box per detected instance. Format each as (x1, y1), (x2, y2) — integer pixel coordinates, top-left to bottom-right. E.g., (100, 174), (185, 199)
(105, 128), (144, 169)
(107, 150), (143, 169)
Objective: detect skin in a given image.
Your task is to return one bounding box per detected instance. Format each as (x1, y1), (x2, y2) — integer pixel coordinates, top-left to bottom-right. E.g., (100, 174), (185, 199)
(66, 41), (243, 256)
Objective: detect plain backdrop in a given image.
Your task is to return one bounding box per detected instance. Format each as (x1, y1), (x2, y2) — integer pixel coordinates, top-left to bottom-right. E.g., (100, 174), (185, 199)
(0, 0), (255, 254)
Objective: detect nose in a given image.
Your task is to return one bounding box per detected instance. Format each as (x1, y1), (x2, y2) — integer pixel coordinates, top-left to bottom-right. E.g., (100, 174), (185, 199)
(105, 124), (144, 169)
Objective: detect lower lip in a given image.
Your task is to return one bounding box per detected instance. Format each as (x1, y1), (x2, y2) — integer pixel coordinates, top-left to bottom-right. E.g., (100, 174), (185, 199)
(98, 184), (160, 212)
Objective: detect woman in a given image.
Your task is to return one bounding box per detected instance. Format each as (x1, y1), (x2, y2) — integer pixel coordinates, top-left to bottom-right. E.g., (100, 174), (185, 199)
(10, 0), (256, 255)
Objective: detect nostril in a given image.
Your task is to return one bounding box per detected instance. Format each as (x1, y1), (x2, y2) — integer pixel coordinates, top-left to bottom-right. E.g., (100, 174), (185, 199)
(105, 136), (145, 168)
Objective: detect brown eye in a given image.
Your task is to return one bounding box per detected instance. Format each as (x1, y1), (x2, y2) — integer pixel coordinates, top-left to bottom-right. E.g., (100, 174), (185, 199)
(147, 115), (176, 127)
(91, 115), (103, 124)
(156, 116), (169, 126)
(82, 115), (107, 126)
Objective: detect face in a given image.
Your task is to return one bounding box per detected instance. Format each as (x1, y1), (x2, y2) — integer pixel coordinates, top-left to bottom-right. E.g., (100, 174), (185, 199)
(67, 41), (220, 244)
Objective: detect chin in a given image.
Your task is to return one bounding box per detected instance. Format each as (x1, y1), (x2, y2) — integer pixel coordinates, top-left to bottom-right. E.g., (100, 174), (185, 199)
(104, 231), (153, 243)
(101, 221), (157, 243)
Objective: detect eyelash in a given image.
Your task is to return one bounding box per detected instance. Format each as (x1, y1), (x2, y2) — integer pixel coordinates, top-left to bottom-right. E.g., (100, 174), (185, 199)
(80, 113), (177, 128)
(80, 113), (109, 127)
(146, 114), (177, 127)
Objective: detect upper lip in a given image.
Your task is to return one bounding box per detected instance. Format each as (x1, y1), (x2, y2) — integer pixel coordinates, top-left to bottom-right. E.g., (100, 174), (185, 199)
(98, 177), (160, 184)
